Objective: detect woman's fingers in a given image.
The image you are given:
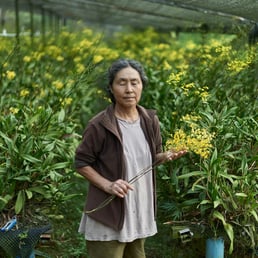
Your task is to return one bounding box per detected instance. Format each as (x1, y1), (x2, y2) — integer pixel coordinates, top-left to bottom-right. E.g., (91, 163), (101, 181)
(167, 149), (187, 161)
(110, 180), (133, 198)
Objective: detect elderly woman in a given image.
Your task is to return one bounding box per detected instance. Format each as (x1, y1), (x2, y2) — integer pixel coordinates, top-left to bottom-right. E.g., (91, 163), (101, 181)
(74, 58), (186, 258)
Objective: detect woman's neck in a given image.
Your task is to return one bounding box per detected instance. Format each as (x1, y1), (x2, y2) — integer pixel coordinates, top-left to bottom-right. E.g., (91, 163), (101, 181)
(114, 106), (139, 123)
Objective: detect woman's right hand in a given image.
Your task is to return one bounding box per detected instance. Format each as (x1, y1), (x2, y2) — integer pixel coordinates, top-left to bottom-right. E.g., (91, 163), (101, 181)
(107, 179), (133, 198)
(77, 166), (133, 198)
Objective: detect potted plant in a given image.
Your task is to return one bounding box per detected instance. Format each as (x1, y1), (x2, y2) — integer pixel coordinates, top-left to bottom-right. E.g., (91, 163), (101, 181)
(163, 105), (257, 257)
(179, 115), (257, 256)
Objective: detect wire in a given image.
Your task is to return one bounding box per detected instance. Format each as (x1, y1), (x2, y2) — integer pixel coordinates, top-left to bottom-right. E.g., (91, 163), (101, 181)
(84, 160), (159, 214)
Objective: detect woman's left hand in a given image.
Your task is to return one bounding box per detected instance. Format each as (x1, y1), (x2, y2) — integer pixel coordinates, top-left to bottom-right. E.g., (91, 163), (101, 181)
(166, 149), (188, 161)
(156, 149), (187, 164)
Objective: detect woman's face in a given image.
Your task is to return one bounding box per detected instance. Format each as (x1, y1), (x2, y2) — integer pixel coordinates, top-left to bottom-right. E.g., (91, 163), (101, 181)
(111, 66), (143, 108)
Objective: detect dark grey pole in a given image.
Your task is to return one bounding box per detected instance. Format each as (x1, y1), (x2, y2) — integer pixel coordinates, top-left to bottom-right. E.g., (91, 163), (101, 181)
(15, 0), (20, 45)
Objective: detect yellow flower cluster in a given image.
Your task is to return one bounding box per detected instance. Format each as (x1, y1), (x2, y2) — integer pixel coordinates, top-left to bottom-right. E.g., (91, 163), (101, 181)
(167, 71), (210, 102)
(76, 64), (85, 74)
(23, 56), (31, 62)
(200, 91), (209, 102)
(46, 45), (62, 58)
(82, 28), (93, 37)
(185, 41), (197, 50)
(163, 60), (172, 70)
(215, 45), (232, 58)
(167, 71), (186, 84)
(6, 70), (16, 80)
(56, 56), (64, 62)
(93, 55), (103, 64)
(166, 123), (215, 159)
(97, 47), (118, 60)
(9, 107), (19, 114)
(78, 39), (93, 49)
(32, 51), (44, 61)
(182, 82), (195, 95)
(61, 97), (73, 106)
(227, 59), (251, 73)
(20, 89), (30, 97)
(53, 80), (64, 90)
(181, 114), (201, 122)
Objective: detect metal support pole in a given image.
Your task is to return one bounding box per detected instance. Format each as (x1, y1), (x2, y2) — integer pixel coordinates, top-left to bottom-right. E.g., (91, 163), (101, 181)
(63, 18), (67, 27)
(49, 11), (54, 35)
(0, 8), (6, 33)
(41, 7), (45, 46)
(55, 14), (59, 36)
(15, 0), (20, 45)
(29, 1), (34, 46)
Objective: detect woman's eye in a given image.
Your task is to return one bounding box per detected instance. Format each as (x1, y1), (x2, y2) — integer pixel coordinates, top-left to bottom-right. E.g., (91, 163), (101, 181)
(118, 80), (138, 86)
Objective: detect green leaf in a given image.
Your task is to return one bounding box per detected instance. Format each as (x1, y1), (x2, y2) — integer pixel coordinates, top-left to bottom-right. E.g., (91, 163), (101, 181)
(0, 131), (19, 153)
(15, 190), (25, 214)
(224, 223), (234, 254)
(0, 131), (13, 146)
(21, 154), (41, 163)
(14, 176), (31, 182)
(0, 197), (8, 205)
(49, 171), (62, 181)
(250, 209), (258, 222)
(25, 190), (33, 199)
(181, 198), (199, 206)
(223, 133), (234, 139)
(210, 148), (218, 167)
(177, 171), (204, 179)
(219, 172), (236, 184)
(0, 167), (6, 174)
(58, 109), (65, 123)
(30, 186), (52, 199)
(49, 162), (70, 170)
(235, 193), (247, 197)
(199, 199), (211, 205)
(200, 111), (214, 124)
(61, 193), (81, 201)
(213, 199), (222, 208)
(43, 141), (56, 152)
(213, 210), (234, 254)
(191, 176), (206, 191)
(161, 175), (170, 180)
(0, 194), (12, 210)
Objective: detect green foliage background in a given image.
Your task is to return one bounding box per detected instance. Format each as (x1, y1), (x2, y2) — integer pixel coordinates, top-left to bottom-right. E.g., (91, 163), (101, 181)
(0, 24), (257, 257)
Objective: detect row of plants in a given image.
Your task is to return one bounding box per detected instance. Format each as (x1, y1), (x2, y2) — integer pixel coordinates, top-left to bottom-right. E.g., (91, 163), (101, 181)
(0, 24), (257, 256)
(112, 27), (257, 254)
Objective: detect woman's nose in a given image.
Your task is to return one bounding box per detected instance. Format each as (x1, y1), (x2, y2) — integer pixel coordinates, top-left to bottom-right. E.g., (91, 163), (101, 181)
(125, 83), (133, 92)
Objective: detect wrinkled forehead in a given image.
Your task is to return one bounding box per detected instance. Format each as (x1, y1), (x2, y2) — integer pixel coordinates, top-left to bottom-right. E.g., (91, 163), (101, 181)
(113, 66), (141, 81)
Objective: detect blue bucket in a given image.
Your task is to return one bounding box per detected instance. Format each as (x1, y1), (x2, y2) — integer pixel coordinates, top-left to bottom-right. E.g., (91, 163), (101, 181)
(16, 250), (35, 258)
(206, 237), (224, 258)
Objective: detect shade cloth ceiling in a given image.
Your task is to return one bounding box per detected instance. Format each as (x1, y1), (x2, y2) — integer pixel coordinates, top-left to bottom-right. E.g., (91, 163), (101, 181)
(0, 0), (257, 33)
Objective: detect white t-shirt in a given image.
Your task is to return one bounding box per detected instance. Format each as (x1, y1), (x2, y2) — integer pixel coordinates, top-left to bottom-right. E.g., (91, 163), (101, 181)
(78, 118), (157, 242)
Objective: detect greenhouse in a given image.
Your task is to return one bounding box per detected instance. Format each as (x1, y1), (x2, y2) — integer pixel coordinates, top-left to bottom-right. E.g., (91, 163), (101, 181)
(0, 1), (257, 257)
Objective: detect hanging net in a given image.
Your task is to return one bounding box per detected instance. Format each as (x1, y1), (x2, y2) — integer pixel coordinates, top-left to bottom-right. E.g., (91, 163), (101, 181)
(0, 224), (51, 258)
